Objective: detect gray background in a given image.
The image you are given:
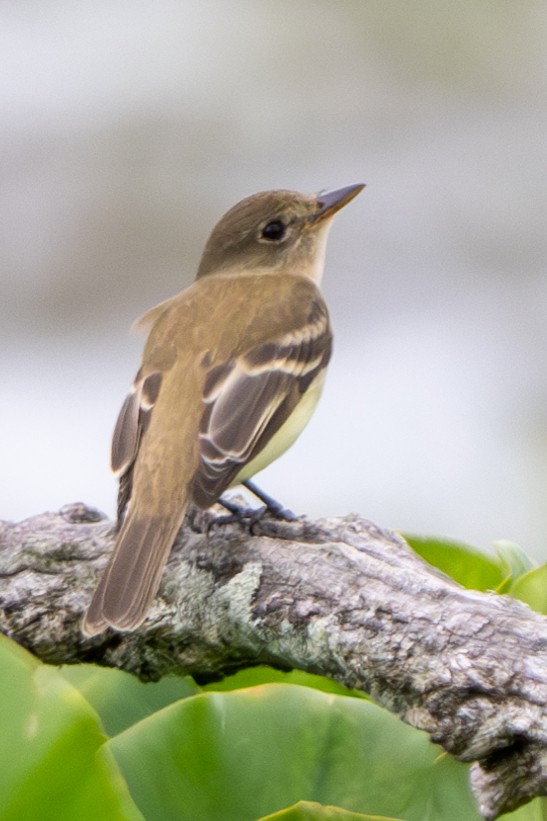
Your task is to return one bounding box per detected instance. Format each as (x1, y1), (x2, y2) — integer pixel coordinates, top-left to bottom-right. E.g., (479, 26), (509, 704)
(2, 1), (547, 560)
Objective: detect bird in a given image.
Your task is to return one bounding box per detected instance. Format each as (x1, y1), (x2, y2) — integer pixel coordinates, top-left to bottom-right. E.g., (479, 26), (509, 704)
(82, 182), (364, 636)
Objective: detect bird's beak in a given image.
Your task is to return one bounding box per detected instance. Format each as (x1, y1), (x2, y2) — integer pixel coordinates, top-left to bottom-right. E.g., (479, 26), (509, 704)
(312, 183), (365, 222)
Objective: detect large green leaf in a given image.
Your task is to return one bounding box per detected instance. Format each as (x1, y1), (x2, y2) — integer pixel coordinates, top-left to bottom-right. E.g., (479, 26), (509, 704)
(404, 535), (504, 590)
(0, 635), (141, 821)
(60, 663), (199, 736)
(107, 683), (480, 821)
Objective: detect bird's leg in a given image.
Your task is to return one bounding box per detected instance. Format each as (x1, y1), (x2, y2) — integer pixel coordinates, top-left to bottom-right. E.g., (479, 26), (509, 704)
(242, 479), (297, 521)
(207, 481), (297, 533)
(217, 495), (267, 520)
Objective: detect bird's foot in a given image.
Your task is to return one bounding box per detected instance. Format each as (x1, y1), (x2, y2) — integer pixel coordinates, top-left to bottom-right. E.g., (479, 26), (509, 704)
(204, 482), (298, 535)
(217, 497), (267, 525)
(204, 497), (268, 534)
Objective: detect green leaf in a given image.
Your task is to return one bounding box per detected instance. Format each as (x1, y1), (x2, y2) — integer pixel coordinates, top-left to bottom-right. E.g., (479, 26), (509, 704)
(258, 799), (402, 820)
(494, 540), (536, 586)
(0, 635), (142, 821)
(60, 663), (199, 736)
(499, 796), (547, 819)
(203, 665), (369, 699)
(404, 534), (504, 590)
(509, 565), (547, 615)
(107, 683), (479, 821)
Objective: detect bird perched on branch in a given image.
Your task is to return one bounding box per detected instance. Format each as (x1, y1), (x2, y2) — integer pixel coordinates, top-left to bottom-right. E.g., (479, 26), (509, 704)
(83, 182), (364, 636)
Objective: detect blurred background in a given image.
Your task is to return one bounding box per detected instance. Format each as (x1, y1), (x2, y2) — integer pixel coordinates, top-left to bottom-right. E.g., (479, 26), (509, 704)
(2, 1), (547, 559)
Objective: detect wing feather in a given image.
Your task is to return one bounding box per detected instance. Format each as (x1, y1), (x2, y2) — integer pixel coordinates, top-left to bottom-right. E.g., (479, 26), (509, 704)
(111, 370), (163, 523)
(191, 300), (332, 507)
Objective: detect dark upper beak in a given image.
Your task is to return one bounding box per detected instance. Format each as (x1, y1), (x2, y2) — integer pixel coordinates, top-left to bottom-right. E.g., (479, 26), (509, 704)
(313, 183), (365, 221)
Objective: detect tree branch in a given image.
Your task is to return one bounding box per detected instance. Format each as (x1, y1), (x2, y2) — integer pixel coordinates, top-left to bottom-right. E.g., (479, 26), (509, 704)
(1, 502), (546, 818)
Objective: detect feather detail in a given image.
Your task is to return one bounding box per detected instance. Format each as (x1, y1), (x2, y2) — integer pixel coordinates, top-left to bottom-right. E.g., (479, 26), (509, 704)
(81, 507), (186, 635)
(111, 371), (163, 523)
(191, 298), (331, 507)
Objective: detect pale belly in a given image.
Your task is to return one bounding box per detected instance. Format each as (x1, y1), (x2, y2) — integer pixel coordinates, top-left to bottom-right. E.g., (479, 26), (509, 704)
(232, 371), (326, 484)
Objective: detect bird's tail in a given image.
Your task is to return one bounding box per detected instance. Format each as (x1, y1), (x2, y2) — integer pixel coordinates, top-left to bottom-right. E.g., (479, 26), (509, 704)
(82, 507), (186, 636)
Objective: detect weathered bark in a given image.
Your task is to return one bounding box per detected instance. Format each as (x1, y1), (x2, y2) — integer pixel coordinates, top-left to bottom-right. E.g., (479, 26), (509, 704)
(1, 502), (546, 819)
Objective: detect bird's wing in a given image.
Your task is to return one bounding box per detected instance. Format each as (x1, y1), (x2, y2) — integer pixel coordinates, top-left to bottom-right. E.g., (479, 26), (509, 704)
(191, 297), (332, 507)
(111, 369), (163, 523)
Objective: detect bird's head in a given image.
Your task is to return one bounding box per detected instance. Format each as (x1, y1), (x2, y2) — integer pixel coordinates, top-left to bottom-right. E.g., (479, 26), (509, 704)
(196, 183), (364, 283)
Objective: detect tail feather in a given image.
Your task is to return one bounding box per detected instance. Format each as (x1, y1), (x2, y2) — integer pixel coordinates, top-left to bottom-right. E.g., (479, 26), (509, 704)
(82, 509), (186, 636)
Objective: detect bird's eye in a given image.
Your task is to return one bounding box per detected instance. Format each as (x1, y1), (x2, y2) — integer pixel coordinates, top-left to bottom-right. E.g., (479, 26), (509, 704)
(261, 220), (286, 241)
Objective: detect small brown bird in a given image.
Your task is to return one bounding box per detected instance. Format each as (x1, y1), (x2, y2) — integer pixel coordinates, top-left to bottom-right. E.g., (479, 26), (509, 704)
(82, 183), (364, 635)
